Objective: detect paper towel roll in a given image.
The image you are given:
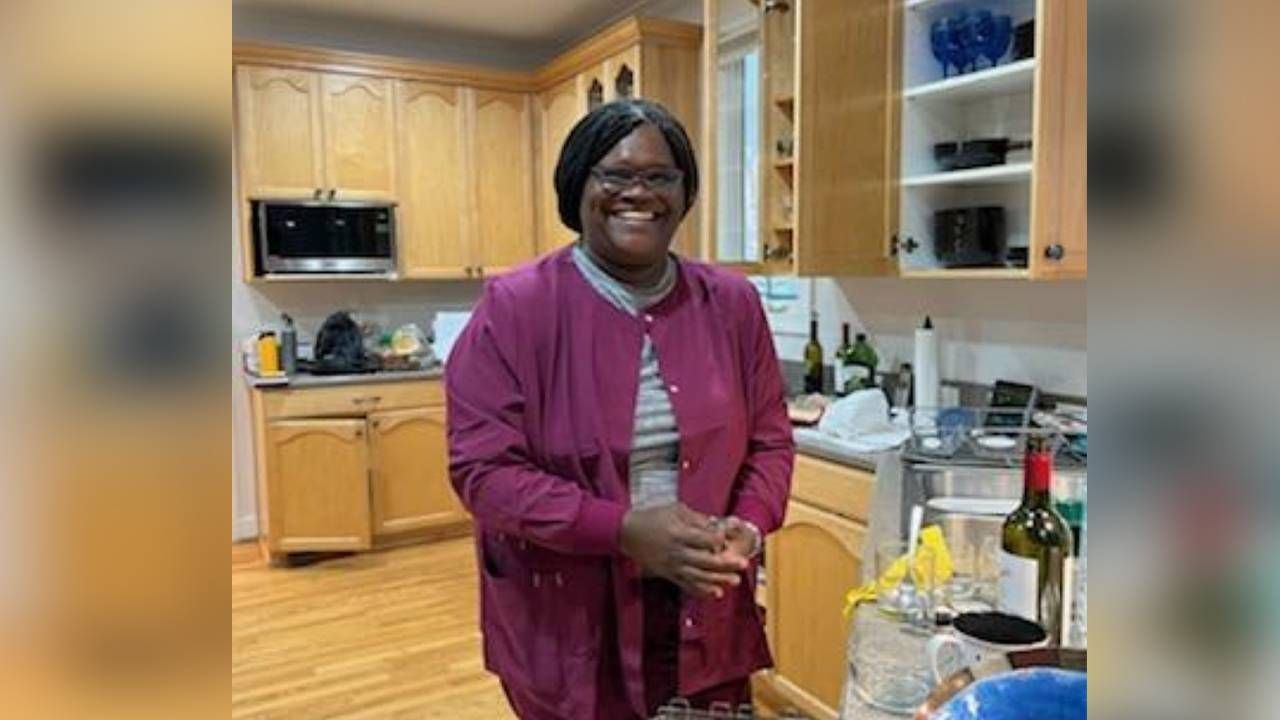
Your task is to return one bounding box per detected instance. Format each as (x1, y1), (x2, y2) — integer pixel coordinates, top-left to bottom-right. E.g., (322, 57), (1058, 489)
(914, 317), (939, 409)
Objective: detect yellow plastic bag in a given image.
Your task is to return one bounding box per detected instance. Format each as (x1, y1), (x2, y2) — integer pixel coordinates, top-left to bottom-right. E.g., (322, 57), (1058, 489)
(843, 525), (954, 617)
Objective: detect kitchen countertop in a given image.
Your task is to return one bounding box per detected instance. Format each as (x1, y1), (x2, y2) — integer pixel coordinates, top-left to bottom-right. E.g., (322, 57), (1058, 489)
(244, 366), (443, 389)
(243, 372), (887, 476)
(792, 426), (885, 473)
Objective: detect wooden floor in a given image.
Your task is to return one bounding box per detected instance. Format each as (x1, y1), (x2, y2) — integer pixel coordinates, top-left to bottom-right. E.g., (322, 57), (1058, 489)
(232, 537), (514, 719)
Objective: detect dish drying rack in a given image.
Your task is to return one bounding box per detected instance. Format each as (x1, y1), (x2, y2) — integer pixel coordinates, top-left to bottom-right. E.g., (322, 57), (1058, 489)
(901, 405), (1087, 469)
(651, 700), (809, 719)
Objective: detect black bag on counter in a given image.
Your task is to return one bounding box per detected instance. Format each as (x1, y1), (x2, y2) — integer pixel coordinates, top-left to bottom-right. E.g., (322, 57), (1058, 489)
(307, 311), (376, 374)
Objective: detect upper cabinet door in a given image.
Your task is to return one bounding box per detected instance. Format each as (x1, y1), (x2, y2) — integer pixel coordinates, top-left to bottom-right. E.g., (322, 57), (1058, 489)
(395, 81), (473, 278)
(793, 0), (895, 276)
(235, 66), (324, 199)
(472, 90), (536, 272)
(321, 73), (397, 201)
(538, 77), (585, 252)
(1031, 0), (1086, 280)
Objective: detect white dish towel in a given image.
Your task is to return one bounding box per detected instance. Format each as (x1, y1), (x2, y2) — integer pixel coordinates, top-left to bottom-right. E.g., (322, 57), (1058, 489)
(816, 389), (911, 453)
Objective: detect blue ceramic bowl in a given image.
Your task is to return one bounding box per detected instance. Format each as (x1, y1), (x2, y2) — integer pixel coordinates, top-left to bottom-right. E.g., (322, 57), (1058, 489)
(931, 668), (1086, 720)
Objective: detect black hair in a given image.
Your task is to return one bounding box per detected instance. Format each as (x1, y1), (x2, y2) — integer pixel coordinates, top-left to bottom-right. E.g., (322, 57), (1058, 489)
(553, 98), (699, 233)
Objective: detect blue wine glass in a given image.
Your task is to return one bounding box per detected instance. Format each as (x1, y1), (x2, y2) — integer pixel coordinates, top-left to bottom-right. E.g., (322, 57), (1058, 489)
(970, 9), (996, 70)
(949, 11), (978, 75)
(930, 18), (953, 77)
(985, 14), (1013, 68)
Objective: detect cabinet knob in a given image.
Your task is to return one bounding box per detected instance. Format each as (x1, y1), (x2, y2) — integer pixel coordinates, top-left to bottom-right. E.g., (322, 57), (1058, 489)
(890, 234), (899, 256)
(1044, 243), (1065, 261)
(313, 188), (323, 200)
(464, 266), (474, 277)
(327, 188), (337, 201)
(476, 266), (484, 277)
(902, 236), (919, 254)
(354, 428), (363, 438)
(370, 420), (380, 430)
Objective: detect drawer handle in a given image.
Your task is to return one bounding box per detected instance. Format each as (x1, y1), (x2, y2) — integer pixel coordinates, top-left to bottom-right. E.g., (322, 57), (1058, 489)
(352, 395), (383, 405)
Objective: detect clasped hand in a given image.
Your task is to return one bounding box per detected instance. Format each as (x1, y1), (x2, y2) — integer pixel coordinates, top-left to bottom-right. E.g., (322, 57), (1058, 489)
(620, 503), (757, 598)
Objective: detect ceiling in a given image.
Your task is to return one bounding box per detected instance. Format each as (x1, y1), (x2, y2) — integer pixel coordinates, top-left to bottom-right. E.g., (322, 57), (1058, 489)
(233, 0), (698, 65)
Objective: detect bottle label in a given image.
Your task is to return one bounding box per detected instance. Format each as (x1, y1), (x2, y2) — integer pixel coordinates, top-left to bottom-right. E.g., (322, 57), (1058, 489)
(834, 364), (848, 395)
(998, 550), (1039, 622)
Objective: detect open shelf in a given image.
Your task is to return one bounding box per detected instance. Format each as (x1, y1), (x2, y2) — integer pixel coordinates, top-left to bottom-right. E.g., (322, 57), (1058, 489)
(902, 161), (1031, 188)
(899, 267), (1029, 280)
(905, 59), (1036, 103)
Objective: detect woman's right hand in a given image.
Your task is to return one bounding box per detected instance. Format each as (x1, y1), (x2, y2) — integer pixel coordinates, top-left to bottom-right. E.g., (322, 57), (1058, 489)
(619, 503), (748, 598)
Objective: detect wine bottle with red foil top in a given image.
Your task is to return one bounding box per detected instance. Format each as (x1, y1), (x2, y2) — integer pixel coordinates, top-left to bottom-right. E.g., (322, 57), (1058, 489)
(998, 435), (1074, 643)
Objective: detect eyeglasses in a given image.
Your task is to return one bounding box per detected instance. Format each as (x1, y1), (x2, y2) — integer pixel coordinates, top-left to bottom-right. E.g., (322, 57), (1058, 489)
(589, 166), (684, 193)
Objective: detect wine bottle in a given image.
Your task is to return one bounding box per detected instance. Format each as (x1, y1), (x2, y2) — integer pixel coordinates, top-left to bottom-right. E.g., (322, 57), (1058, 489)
(849, 332), (879, 391)
(833, 323), (854, 396)
(803, 313), (823, 394)
(999, 436), (1073, 643)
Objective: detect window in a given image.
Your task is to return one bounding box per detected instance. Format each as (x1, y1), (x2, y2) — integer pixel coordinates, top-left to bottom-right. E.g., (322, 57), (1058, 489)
(717, 36), (760, 263)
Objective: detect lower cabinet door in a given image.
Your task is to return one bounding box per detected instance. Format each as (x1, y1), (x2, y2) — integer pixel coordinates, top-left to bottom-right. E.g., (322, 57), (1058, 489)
(368, 406), (466, 535)
(265, 418), (373, 552)
(765, 499), (867, 719)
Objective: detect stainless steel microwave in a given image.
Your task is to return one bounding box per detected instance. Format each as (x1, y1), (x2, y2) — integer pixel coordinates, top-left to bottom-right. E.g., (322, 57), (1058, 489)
(252, 200), (396, 275)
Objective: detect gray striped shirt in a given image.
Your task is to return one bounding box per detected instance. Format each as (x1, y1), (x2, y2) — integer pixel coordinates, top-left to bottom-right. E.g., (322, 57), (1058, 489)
(571, 243), (681, 511)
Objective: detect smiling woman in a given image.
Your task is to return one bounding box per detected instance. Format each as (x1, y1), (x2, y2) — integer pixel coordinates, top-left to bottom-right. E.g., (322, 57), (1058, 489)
(445, 98), (795, 719)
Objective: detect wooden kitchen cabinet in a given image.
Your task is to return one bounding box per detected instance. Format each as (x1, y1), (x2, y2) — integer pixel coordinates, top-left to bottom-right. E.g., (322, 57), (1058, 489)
(233, 15), (700, 280)
(536, 76), (588, 253)
(234, 66), (324, 199)
(265, 419), (373, 553)
(703, 0), (896, 276)
(249, 379), (469, 563)
(396, 81), (472, 278)
(472, 90), (537, 273)
(235, 66), (396, 202)
(368, 406), (467, 534)
(701, 0), (1085, 280)
(762, 454), (874, 720)
(319, 73), (397, 201)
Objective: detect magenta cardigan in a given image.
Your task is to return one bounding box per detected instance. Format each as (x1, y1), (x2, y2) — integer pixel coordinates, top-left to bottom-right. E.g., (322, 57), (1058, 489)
(445, 246), (795, 717)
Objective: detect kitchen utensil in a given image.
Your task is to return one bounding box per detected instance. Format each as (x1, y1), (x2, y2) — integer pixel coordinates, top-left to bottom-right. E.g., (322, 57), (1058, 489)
(916, 648), (1086, 719)
(926, 612), (1048, 682)
(933, 139), (1032, 172)
(920, 667), (1085, 720)
(933, 206), (1005, 267)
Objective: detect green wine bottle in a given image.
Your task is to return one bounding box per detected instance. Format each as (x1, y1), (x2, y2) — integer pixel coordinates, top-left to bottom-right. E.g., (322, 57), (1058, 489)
(803, 313), (823, 394)
(849, 333), (878, 391)
(999, 436), (1073, 643)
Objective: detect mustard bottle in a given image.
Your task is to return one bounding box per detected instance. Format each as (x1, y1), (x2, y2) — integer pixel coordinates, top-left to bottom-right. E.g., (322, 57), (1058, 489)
(257, 331), (281, 376)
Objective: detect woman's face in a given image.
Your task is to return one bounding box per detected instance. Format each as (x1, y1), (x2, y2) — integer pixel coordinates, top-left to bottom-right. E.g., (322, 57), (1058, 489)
(579, 123), (687, 269)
